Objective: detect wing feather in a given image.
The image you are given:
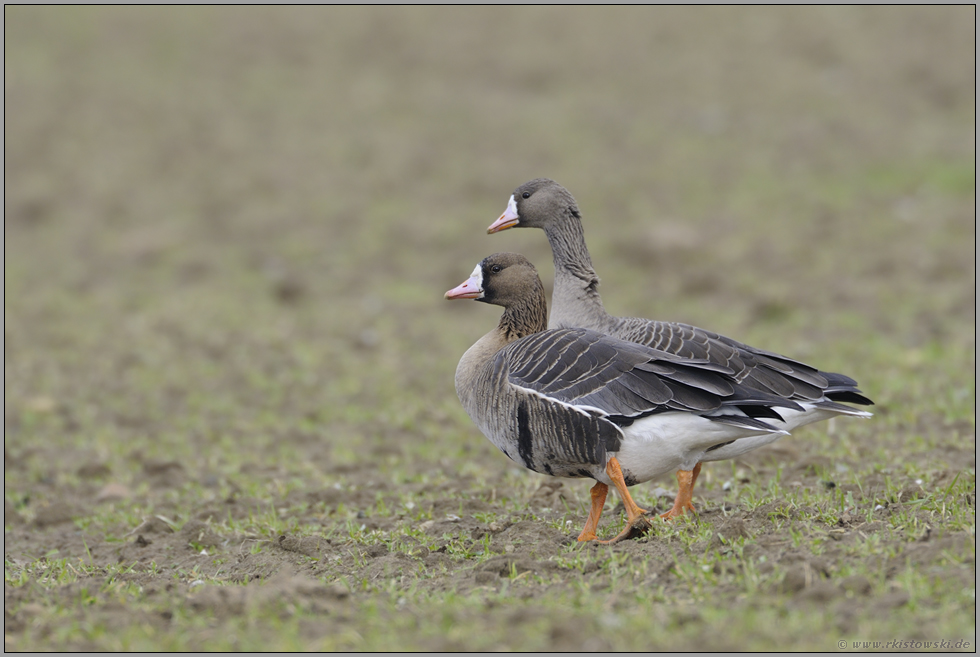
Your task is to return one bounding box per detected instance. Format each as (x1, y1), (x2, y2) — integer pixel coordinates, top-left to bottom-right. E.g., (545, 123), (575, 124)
(612, 318), (872, 409)
(500, 328), (798, 424)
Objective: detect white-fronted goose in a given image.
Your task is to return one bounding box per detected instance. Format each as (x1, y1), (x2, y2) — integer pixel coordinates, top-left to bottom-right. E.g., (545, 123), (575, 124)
(488, 180), (873, 519)
(446, 252), (816, 543)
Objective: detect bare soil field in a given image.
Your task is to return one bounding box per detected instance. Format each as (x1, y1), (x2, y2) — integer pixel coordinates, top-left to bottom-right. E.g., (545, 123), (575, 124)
(4, 6), (975, 651)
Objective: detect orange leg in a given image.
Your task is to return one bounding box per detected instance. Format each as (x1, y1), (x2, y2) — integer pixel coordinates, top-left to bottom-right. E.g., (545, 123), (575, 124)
(576, 482), (609, 542)
(597, 457), (652, 544)
(660, 462), (702, 520)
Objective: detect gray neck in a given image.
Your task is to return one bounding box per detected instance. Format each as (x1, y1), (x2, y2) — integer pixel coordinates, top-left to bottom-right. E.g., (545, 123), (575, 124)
(543, 216), (613, 332)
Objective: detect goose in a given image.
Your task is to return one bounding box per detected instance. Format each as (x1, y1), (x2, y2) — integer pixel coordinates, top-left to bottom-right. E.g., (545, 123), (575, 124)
(487, 179), (873, 519)
(446, 252), (815, 543)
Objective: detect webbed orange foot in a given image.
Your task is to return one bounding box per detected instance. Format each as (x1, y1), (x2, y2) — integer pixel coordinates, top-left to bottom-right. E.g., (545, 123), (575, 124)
(659, 463), (701, 520)
(594, 457), (651, 543)
(576, 481), (609, 542)
(597, 513), (653, 544)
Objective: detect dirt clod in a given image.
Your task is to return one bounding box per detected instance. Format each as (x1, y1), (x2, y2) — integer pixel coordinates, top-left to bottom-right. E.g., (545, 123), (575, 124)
(32, 502), (78, 528)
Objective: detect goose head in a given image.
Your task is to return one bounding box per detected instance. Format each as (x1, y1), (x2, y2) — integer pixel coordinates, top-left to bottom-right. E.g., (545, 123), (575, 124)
(487, 178), (580, 234)
(445, 252), (544, 308)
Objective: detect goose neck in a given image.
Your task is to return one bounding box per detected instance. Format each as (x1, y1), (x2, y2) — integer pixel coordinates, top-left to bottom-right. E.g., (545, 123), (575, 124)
(497, 292), (548, 342)
(543, 215), (609, 328)
(543, 213), (596, 276)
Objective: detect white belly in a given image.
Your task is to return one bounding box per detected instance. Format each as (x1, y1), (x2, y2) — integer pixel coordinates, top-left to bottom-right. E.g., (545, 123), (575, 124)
(664, 402), (872, 464)
(599, 412), (784, 485)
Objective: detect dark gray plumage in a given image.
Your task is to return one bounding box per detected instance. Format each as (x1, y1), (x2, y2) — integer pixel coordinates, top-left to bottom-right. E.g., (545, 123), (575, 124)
(446, 252), (804, 542)
(488, 179), (873, 519)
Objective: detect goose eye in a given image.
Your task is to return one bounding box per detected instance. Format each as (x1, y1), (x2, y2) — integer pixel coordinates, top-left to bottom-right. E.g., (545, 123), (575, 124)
(522, 192), (531, 199)
(490, 265), (502, 273)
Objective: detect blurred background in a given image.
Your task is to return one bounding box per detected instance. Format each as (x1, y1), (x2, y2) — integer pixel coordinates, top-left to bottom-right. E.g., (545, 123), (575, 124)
(4, 8), (975, 649)
(5, 5), (975, 477)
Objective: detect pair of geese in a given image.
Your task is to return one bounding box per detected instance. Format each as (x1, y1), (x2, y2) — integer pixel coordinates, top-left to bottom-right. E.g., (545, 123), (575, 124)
(446, 178), (873, 544)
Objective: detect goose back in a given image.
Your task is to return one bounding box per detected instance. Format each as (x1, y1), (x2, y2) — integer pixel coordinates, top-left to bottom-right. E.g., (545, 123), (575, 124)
(490, 179), (874, 428)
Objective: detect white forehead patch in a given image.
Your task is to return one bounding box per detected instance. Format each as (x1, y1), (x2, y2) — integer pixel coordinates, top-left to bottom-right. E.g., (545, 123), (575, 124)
(469, 263), (484, 298)
(505, 195), (519, 220)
